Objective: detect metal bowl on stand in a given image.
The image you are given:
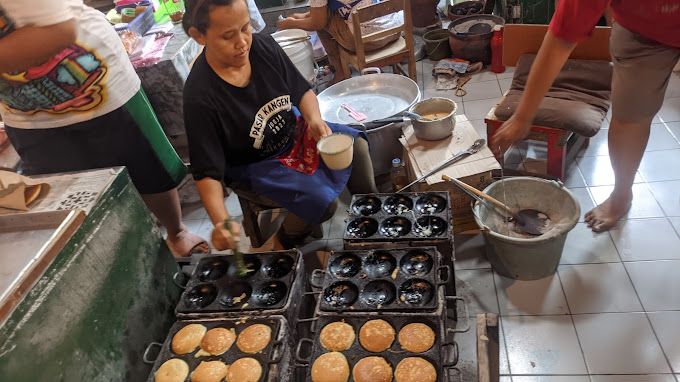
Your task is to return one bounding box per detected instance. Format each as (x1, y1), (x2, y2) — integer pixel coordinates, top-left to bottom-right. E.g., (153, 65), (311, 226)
(317, 68), (421, 175)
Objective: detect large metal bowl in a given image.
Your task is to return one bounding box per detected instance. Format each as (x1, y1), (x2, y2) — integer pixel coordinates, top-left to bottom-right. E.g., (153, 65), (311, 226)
(317, 73), (421, 125)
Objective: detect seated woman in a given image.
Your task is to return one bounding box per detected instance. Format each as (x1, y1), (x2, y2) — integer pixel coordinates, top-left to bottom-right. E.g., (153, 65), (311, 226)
(277, 0), (403, 83)
(182, 0), (378, 250)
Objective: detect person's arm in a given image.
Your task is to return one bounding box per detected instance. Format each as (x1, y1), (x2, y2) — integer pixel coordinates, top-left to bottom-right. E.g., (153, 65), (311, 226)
(491, 30), (576, 155)
(491, 0), (609, 155)
(184, 99), (240, 250)
(299, 89), (332, 140)
(195, 177), (240, 250)
(277, 6), (328, 31)
(0, 20), (77, 73)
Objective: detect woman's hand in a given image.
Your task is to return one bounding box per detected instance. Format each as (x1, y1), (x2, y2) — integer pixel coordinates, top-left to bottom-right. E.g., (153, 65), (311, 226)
(210, 219), (242, 251)
(277, 17), (295, 30)
(307, 118), (332, 141)
(491, 114), (532, 157)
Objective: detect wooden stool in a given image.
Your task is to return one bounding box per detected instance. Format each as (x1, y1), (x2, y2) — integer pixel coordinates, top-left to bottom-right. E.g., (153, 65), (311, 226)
(238, 195), (324, 248)
(485, 106), (590, 181)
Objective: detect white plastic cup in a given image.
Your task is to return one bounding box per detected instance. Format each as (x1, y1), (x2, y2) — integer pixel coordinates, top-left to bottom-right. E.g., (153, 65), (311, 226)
(317, 133), (355, 170)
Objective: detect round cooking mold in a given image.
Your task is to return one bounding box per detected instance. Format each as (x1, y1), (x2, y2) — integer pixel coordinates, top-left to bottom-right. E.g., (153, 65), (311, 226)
(382, 194), (414, 214)
(196, 257), (230, 281)
(346, 217), (379, 238)
(360, 280), (396, 306)
(227, 255), (261, 279)
(400, 250), (434, 276)
(379, 216), (412, 237)
(415, 193), (447, 214)
(184, 283), (218, 308)
(363, 251), (397, 278)
(329, 253), (362, 278)
(252, 281), (288, 307)
(323, 281), (359, 308)
(262, 254), (295, 278)
(218, 281), (252, 307)
(352, 196), (382, 216)
(414, 216), (448, 237)
(399, 279), (434, 306)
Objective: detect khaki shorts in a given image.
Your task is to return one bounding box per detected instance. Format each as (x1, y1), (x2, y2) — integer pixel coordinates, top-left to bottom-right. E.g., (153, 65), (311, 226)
(610, 22), (680, 123)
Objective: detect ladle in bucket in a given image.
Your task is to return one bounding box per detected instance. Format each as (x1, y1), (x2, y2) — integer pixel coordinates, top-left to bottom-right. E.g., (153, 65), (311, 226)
(441, 175), (547, 236)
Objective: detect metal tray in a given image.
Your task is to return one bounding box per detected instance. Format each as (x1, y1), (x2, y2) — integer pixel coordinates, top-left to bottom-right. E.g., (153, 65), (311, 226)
(295, 315), (458, 382)
(344, 192), (452, 241)
(144, 316), (287, 382)
(312, 247), (449, 313)
(175, 250), (302, 316)
(317, 73), (421, 125)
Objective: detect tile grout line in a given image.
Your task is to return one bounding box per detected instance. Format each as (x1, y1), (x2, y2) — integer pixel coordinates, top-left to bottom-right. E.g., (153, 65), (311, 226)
(490, 270), (513, 376)
(619, 253), (676, 375)
(555, 268), (592, 376)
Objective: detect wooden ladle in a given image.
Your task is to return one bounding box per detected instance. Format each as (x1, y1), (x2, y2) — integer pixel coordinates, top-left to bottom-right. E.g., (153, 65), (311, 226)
(442, 175), (548, 236)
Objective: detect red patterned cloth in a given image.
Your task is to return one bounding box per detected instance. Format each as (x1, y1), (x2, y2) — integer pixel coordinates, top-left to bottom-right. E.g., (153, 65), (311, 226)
(277, 119), (320, 175)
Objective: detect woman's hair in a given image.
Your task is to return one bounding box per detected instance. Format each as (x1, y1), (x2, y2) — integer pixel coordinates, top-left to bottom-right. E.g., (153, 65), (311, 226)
(182, 0), (237, 35)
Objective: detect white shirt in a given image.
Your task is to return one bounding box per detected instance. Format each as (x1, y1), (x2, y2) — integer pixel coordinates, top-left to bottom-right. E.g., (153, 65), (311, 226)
(0, 0), (140, 129)
(310, 0), (403, 36)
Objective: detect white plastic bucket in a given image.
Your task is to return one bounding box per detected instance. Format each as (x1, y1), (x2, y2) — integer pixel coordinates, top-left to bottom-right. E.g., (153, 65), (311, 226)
(272, 29), (315, 83)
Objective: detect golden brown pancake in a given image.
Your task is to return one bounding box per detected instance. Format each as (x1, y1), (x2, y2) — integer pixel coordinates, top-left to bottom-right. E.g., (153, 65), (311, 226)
(155, 358), (189, 382)
(236, 324), (272, 354)
(311, 352), (350, 382)
(359, 319), (395, 352)
(190, 360), (228, 382)
(398, 323), (435, 353)
(171, 324), (207, 355)
(226, 357), (262, 382)
(196, 327), (236, 356)
(352, 356), (393, 382)
(394, 357), (436, 382)
(319, 321), (355, 351)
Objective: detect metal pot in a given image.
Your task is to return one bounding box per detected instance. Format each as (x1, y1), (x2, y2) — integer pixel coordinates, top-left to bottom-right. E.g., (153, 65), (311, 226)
(409, 98), (458, 141)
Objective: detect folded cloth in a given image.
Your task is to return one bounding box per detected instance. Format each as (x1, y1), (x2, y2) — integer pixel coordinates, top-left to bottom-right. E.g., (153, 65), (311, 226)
(0, 170), (50, 211)
(433, 58), (471, 76)
(436, 74), (458, 90)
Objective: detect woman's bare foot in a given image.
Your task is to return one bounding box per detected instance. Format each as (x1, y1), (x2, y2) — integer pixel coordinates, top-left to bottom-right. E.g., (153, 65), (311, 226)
(166, 226), (210, 258)
(584, 190), (632, 232)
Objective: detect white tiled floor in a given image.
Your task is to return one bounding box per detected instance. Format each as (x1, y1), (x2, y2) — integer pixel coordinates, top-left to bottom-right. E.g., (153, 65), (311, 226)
(179, 62), (680, 381)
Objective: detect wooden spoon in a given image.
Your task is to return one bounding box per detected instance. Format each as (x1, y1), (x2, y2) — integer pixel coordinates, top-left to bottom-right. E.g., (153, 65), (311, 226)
(442, 175), (548, 236)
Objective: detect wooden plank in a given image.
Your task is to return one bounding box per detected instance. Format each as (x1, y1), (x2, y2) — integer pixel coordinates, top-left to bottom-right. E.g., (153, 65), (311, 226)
(0, 210), (85, 326)
(503, 24), (611, 66)
(477, 313), (500, 382)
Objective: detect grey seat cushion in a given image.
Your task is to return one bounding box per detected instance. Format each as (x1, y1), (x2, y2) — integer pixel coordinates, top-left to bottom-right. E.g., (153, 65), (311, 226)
(494, 54), (612, 137)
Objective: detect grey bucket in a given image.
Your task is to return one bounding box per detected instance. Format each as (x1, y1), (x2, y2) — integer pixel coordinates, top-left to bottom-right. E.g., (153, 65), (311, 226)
(472, 177), (580, 280)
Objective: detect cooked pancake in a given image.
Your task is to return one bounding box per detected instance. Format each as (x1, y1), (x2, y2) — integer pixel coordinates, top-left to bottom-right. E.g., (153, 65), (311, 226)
(236, 324), (272, 354)
(226, 357), (262, 382)
(352, 356), (392, 382)
(311, 352), (350, 382)
(398, 323), (435, 353)
(196, 327), (236, 356)
(155, 358), (189, 382)
(190, 360), (228, 382)
(359, 319), (395, 352)
(320, 321), (355, 351)
(394, 357), (436, 382)
(171, 324), (207, 355)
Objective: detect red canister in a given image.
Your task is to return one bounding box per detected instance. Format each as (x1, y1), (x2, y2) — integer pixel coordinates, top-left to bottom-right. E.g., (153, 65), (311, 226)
(490, 25), (505, 73)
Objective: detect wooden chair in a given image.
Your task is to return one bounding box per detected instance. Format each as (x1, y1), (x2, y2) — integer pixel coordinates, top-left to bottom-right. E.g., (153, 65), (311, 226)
(485, 24), (612, 180)
(337, 0), (417, 81)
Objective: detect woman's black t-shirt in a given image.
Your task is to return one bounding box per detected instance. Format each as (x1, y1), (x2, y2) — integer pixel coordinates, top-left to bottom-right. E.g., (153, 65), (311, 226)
(183, 34), (311, 182)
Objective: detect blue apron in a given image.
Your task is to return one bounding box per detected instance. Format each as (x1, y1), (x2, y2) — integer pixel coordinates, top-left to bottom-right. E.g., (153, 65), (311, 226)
(225, 111), (366, 224)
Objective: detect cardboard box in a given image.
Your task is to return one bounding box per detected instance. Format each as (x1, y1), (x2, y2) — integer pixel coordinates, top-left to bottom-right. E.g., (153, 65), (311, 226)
(400, 116), (501, 233)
